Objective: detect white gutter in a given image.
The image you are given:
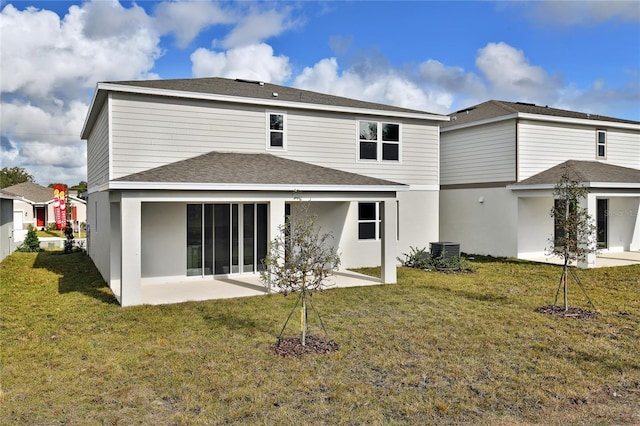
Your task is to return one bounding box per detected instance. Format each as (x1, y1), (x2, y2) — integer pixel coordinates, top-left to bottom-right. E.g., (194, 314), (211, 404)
(108, 181), (409, 192)
(508, 182), (640, 191)
(516, 113), (640, 130)
(441, 113), (518, 132)
(443, 112), (640, 132)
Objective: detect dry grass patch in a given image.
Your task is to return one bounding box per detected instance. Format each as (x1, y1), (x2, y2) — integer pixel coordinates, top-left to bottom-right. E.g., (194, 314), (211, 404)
(1, 252), (639, 425)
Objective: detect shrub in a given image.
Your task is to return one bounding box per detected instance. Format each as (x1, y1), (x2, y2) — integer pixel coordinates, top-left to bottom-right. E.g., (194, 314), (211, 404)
(399, 246), (474, 272)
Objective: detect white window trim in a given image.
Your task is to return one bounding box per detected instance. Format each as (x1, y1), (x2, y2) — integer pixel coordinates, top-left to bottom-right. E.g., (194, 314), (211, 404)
(266, 111), (287, 151)
(596, 129), (606, 159)
(356, 119), (402, 163)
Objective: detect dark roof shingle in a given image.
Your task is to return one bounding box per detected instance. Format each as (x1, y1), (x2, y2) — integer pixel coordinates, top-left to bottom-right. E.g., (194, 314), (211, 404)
(107, 77), (438, 116)
(2, 182), (54, 203)
(115, 151), (404, 188)
(443, 100), (639, 128)
(512, 160), (640, 187)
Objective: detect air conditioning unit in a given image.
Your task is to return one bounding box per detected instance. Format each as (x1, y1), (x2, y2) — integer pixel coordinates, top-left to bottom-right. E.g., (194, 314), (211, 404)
(429, 242), (460, 260)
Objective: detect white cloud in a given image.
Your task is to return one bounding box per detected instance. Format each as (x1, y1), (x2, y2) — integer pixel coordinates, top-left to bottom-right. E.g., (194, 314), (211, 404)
(554, 75), (640, 119)
(0, 1), (163, 185)
(475, 42), (560, 102)
(221, 8), (299, 49)
(80, 0), (151, 39)
(294, 57), (451, 114)
(0, 2), (161, 102)
(418, 60), (485, 95)
(153, 0), (233, 48)
(527, 0), (640, 26)
(1, 100), (88, 184)
(191, 43), (291, 83)
(1, 101), (87, 146)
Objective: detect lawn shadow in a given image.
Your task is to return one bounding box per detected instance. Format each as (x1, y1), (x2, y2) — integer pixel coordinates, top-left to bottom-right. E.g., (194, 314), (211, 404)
(33, 251), (118, 305)
(464, 253), (536, 265)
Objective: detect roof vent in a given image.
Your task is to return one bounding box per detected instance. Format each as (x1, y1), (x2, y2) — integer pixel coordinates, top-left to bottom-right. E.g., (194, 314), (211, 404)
(586, 113), (590, 118)
(235, 78), (264, 86)
(515, 102), (536, 107)
(272, 92), (278, 98)
(455, 107), (475, 114)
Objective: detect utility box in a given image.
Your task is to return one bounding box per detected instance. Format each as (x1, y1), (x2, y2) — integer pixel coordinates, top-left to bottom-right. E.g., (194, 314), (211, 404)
(430, 242), (460, 260)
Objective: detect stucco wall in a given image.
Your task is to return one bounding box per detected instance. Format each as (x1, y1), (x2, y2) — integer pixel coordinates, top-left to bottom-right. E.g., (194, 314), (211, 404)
(1, 198), (14, 261)
(606, 197), (640, 252)
(141, 202), (186, 282)
(86, 191), (111, 282)
(440, 188), (518, 257)
(517, 197), (553, 257)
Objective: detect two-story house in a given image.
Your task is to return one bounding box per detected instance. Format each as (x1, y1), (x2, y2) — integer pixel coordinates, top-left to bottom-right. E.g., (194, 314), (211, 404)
(440, 100), (640, 267)
(81, 77), (448, 306)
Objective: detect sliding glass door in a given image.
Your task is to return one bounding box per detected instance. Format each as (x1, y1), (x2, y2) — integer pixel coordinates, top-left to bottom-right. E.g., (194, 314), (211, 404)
(187, 203), (268, 277)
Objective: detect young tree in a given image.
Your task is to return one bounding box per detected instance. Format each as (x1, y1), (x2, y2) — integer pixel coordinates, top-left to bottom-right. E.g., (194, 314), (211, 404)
(261, 201), (341, 346)
(548, 164), (597, 311)
(1, 167), (34, 188)
(17, 225), (41, 252)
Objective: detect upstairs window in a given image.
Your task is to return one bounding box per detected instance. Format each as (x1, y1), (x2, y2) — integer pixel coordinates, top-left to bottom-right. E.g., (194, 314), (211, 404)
(267, 112), (286, 149)
(596, 130), (606, 158)
(358, 121), (400, 162)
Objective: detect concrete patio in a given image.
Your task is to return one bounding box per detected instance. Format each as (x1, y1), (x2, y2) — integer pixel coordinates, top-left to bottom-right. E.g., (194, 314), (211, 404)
(523, 251), (640, 268)
(141, 269), (383, 305)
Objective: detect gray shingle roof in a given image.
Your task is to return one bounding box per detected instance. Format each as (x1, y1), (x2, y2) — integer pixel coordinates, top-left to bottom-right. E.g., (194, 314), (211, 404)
(2, 182), (54, 203)
(107, 77), (437, 116)
(512, 160), (640, 187)
(442, 100), (640, 128)
(115, 151), (405, 188)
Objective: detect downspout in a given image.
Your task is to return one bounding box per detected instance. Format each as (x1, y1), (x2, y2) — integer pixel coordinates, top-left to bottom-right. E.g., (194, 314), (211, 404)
(515, 116), (520, 183)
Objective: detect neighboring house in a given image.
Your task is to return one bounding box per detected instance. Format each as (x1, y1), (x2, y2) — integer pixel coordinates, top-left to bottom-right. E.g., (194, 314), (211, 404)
(440, 100), (640, 267)
(0, 190), (16, 261)
(81, 77), (448, 306)
(2, 182), (87, 234)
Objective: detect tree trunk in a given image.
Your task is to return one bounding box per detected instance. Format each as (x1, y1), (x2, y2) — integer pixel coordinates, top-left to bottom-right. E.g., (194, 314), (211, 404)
(563, 263), (569, 311)
(301, 291), (307, 346)
(300, 276), (307, 346)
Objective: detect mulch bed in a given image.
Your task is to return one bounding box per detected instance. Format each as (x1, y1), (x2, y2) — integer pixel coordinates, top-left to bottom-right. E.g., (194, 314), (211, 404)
(271, 335), (339, 357)
(534, 305), (599, 319)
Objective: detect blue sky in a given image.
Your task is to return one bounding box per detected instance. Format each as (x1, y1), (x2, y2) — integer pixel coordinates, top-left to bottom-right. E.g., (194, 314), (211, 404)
(1, 0), (639, 185)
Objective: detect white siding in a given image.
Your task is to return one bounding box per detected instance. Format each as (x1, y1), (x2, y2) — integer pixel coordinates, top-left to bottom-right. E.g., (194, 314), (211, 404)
(440, 120), (516, 185)
(518, 120), (640, 181)
(110, 93), (265, 179)
(284, 111), (439, 186)
(607, 128), (640, 169)
(109, 93), (440, 186)
(87, 101), (110, 188)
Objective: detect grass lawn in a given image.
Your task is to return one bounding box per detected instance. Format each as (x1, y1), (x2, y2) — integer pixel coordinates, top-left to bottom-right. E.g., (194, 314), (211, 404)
(1, 252), (639, 425)
(36, 229), (87, 239)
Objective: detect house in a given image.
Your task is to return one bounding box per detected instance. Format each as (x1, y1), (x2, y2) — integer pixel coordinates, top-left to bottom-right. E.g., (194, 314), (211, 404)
(2, 182), (87, 237)
(0, 190), (16, 261)
(80, 77), (448, 306)
(439, 100), (640, 267)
